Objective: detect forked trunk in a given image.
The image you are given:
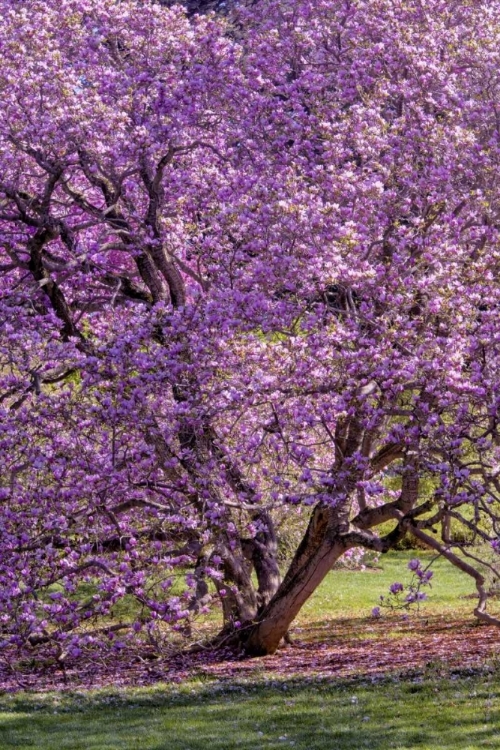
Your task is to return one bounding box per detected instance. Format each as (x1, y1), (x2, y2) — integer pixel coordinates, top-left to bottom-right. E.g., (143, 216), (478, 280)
(243, 503), (350, 656)
(218, 513), (282, 628)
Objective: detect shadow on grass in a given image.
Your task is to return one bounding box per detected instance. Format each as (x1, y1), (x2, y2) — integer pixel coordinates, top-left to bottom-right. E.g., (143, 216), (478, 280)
(1, 671), (500, 750)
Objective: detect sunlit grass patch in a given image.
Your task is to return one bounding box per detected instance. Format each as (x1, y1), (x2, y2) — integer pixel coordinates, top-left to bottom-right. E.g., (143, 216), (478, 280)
(1, 670), (500, 749)
(296, 550), (476, 630)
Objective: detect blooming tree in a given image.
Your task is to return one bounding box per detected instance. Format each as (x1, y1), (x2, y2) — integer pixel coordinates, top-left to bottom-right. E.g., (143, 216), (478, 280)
(1, 0), (500, 663)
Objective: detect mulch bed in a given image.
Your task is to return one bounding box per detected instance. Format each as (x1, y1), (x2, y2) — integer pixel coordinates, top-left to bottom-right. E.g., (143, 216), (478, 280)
(0, 615), (498, 693)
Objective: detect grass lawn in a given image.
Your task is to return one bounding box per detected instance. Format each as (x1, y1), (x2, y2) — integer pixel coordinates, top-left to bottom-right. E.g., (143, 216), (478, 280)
(1, 672), (500, 749)
(0, 551), (499, 750)
(298, 550), (477, 624)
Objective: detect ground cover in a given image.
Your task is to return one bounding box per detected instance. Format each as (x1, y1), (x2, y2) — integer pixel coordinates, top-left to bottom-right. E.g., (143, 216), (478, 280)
(1, 670), (500, 749)
(1, 551), (499, 749)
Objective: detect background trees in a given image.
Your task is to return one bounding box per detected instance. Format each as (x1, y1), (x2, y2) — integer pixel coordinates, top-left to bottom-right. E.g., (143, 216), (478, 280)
(2, 0), (500, 662)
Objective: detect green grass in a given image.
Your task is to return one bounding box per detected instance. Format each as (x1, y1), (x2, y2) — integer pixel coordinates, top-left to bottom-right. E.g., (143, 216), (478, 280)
(1, 671), (500, 749)
(298, 550), (477, 624)
(0, 551), (496, 750)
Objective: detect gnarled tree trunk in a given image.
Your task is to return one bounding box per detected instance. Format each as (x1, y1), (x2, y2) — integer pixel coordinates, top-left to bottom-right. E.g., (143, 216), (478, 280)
(243, 502), (351, 656)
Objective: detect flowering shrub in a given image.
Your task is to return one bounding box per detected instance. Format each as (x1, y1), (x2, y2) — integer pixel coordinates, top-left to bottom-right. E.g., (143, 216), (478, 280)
(373, 559), (434, 617)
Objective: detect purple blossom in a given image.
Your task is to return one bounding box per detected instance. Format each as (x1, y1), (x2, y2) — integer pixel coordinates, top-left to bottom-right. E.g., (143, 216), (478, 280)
(407, 559), (421, 572)
(0, 0), (497, 669)
(389, 582), (404, 595)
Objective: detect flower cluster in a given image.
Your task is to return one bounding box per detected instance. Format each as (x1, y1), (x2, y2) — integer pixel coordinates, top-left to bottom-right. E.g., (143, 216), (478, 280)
(373, 559), (434, 617)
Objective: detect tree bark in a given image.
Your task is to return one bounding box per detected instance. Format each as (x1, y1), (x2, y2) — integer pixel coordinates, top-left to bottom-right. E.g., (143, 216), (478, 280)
(245, 509), (281, 610)
(243, 502), (350, 656)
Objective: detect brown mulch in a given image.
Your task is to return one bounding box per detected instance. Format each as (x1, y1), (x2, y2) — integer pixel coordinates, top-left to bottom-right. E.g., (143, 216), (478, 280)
(0, 615), (498, 693)
(199, 615), (500, 681)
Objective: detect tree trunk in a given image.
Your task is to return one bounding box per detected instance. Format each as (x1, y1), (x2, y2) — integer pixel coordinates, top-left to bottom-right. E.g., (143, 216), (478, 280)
(247, 509), (281, 610)
(243, 502), (350, 656)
